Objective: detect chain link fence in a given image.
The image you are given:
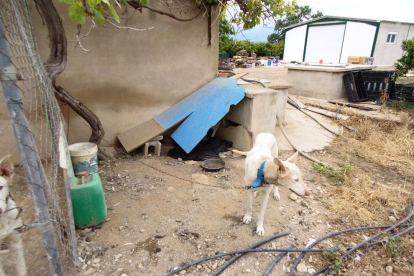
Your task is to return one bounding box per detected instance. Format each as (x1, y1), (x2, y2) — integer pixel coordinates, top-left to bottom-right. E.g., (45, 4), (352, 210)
(0, 0), (78, 275)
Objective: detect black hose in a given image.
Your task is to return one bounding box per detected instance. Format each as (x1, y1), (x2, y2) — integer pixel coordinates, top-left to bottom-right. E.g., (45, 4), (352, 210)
(289, 224), (413, 276)
(323, 204), (414, 275)
(212, 232), (290, 276)
(341, 204), (414, 259)
(262, 250), (290, 276)
(165, 248), (326, 276)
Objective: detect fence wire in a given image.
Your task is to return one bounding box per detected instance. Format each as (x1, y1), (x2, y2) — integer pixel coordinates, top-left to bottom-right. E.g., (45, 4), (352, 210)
(0, 0), (77, 275)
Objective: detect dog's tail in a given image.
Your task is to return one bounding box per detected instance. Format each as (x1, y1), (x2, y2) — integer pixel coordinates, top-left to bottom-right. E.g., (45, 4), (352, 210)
(232, 149), (249, 156)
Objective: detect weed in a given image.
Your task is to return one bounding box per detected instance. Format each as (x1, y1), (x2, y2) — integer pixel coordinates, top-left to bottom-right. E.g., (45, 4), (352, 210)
(386, 237), (401, 257)
(311, 155), (353, 185)
(312, 163), (341, 178)
(323, 245), (346, 275)
(389, 100), (414, 112)
(309, 178), (316, 183)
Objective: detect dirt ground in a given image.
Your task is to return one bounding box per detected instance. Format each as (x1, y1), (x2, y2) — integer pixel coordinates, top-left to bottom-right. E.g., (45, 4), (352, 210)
(73, 66), (414, 276)
(76, 144), (413, 276)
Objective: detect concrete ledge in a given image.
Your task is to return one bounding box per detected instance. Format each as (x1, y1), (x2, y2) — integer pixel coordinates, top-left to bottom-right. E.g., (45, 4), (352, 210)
(286, 64), (376, 73)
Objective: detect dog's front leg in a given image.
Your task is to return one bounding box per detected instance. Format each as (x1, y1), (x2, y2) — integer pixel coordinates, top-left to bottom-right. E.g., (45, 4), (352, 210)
(256, 185), (273, 236)
(243, 190), (253, 224)
(273, 186), (280, 201)
(11, 234), (26, 276)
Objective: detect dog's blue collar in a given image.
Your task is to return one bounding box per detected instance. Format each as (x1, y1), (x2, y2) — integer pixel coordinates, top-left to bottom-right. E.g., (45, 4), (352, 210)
(247, 160), (267, 189)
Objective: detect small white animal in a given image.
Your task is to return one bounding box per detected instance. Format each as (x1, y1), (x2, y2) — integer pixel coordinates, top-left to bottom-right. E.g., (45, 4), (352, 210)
(0, 156), (27, 276)
(233, 133), (310, 236)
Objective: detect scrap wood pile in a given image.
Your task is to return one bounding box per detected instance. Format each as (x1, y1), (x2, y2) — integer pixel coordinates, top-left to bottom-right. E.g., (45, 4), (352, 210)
(166, 204), (414, 276)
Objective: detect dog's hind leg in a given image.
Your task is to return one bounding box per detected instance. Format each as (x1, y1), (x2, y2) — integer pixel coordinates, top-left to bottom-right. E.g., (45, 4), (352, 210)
(243, 190), (253, 224)
(256, 185), (273, 236)
(273, 186), (280, 201)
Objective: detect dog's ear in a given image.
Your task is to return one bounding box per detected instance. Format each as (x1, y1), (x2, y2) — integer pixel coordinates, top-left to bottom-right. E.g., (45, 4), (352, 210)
(286, 151), (299, 164)
(273, 158), (286, 173)
(0, 155), (14, 177)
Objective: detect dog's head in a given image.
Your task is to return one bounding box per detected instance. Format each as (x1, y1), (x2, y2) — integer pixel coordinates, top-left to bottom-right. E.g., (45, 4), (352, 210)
(264, 152), (311, 197)
(0, 155), (14, 215)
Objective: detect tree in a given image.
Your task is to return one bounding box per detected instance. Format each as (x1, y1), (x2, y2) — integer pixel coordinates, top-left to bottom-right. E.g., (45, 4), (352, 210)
(395, 39), (414, 78)
(267, 5), (323, 43)
(219, 14), (235, 54)
(35, 0), (296, 155)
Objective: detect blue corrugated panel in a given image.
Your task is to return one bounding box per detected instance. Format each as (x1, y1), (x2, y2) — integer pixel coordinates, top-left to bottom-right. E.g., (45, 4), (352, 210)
(155, 78), (245, 153)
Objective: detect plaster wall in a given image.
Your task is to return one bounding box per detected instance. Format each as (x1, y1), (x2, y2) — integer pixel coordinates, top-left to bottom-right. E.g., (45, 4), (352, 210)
(287, 70), (346, 100)
(31, 0), (219, 146)
(374, 22), (414, 65)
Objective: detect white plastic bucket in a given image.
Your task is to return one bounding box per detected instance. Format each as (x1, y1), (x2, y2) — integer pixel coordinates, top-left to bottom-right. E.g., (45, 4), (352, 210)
(68, 142), (98, 175)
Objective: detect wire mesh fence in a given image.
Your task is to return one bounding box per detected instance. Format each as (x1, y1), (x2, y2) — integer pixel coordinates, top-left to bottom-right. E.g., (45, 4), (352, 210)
(0, 0), (77, 275)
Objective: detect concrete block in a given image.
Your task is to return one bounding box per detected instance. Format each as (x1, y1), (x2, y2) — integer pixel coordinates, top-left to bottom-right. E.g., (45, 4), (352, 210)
(144, 141), (161, 157)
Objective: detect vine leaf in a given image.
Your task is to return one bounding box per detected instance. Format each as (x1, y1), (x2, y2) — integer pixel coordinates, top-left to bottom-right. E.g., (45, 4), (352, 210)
(69, 4), (87, 24)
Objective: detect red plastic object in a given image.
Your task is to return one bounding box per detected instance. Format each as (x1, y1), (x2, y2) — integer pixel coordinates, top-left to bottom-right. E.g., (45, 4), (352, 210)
(78, 171), (89, 177)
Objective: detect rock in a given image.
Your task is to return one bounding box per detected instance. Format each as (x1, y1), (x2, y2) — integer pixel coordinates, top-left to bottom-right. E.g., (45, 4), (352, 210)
(245, 269), (251, 273)
(206, 269), (212, 273)
(212, 262), (218, 270)
(93, 258), (100, 263)
(289, 193), (298, 201)
(385, 266), (393, 274)
(297, 263), (308, 273)
(167, 187), (174, 191)
(389, 216), (397, 223)
(255, 261), (259, 267)
(308, 268), (316, 274)
(178, 158), (183, 161)
(301, 201), (309, 208)
(120, 274), (128, 276)
(82, 264), (87, 270)
(185, 160), (198, 165)
(115, 254), (123, 259)
(140, 229), (145, 233)
(180, 270), (186, 275)
(84, 268), (95, 276)
(309, 256), (313, 263)
(197, 265), (202, 270)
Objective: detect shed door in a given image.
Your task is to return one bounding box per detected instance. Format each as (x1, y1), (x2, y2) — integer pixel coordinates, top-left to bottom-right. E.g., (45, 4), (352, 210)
(304, 24), (346, 63)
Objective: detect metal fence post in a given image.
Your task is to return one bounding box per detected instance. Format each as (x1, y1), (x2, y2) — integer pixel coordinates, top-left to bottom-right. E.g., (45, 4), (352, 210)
(0, 15), (64, 276)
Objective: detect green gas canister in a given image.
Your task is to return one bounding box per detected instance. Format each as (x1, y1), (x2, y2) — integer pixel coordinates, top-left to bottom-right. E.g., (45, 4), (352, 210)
(70, 172), (107, 228)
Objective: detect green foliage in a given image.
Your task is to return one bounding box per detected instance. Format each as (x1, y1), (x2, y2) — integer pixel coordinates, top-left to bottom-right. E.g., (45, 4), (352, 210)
(220, 38), (284, 58)
(323, 246), (345, 275)
(386, 237), (401, 257)
(311, 155), (353, 185)
(267, 5), (323, 43)
(60, 0), (299, 31)
(59, 0), (121, 25)
(389, 100), (414, 112)
(219, 15), (235, 53)
(395, 39), (414, 78)
(69, 3), (87, 24)
(231, 0), (297, 30)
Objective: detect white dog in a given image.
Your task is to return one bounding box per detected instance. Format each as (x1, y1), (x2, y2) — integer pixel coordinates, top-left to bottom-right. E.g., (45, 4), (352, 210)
(233, 133), (310, 236)
(0, 156), (27, 276)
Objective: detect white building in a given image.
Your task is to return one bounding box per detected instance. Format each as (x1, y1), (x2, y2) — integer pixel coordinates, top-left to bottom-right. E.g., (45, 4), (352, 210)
(283, 16), (414, 66)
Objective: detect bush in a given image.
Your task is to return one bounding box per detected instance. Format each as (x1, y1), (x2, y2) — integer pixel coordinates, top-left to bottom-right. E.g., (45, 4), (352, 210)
(395, 39), (414, 78)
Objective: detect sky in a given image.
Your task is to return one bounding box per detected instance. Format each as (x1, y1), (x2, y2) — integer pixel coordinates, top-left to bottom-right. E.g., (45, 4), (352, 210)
(235, 0), (414, 42)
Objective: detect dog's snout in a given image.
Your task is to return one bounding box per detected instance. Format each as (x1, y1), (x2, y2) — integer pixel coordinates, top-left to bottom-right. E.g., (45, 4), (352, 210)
(305, 189), (311, 196)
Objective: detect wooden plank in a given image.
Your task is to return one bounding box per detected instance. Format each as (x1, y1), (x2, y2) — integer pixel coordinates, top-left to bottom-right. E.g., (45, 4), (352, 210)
(304, 106), (350, 121)
(117, 119), (165, 153)
(328, 101), (377, 111)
